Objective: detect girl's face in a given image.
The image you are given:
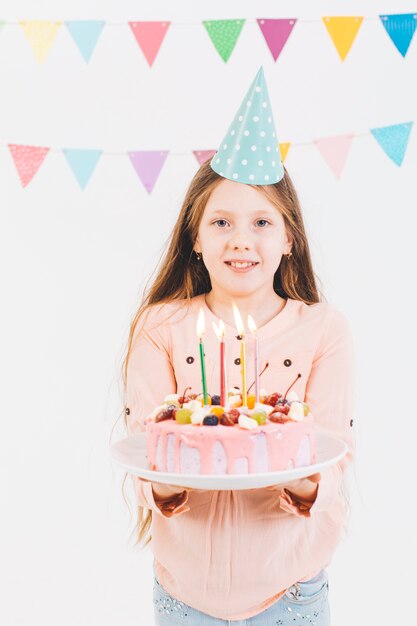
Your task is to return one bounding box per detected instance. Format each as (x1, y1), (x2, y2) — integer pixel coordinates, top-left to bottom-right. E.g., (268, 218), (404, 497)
(194, 179), (292, 298)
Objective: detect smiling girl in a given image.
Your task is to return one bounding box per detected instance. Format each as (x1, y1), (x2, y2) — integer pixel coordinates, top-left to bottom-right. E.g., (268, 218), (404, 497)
(122, 68), (355, 625)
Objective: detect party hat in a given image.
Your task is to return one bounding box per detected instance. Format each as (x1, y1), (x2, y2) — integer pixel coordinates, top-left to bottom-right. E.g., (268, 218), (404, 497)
(210, 66), (284, 185)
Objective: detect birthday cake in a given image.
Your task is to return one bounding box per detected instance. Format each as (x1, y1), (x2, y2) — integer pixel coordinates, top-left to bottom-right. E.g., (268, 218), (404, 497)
(145, 389), (316, 475)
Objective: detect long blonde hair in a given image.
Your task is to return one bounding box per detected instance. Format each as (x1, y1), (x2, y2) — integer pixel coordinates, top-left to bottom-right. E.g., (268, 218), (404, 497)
(121, 159), (323, 548)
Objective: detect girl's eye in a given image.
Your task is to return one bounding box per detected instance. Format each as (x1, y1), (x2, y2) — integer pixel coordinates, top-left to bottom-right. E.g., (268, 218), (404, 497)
(214, 219), (229, 227)
(256, 219), (270, 227)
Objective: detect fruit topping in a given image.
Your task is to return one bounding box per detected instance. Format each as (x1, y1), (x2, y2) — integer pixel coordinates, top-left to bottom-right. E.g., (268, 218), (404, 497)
(269, 412), (289, 423)
(175, 408), (192, 424)
(264, 392), (282, 407)
(251, 410), (267, 425)
(155, 405), (177, 422)
(211, 394), (221, 405)
(203, 415), (219, 426)
(210, 406), (225, 417)
(220, 411), (239, 425)
(220, 413), (235, 426)
(197, 393), (212, 406)
(274, 403), (289, 415)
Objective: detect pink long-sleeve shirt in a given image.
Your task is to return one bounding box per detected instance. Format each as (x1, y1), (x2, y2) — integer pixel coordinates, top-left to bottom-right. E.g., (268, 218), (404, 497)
(125, 293), (355, 620)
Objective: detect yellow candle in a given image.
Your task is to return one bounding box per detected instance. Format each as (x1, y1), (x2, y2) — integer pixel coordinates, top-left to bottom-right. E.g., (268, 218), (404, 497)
(232, 303), (247, 407)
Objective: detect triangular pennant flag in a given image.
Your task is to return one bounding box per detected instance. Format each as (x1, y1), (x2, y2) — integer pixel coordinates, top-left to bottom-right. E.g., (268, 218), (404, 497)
(203, 19), (245, 62)
(379, 13), (417, 57)
(314, 135), (354, 178)
(8, 144), (49, 187)
(193, 150), (217, 166)
(370, 122), (413, 166)
(64, 20), (105, 63)
(62, 148), (102, 190)
(257, 18), (297, 61)
(128, 21), (170, 66)
(279, 143), (291, 163)
(322, 16), (364, 60)
(0, 20), (5, 34)
(128, 151), (169, 193)
(19, 20), (62, 63)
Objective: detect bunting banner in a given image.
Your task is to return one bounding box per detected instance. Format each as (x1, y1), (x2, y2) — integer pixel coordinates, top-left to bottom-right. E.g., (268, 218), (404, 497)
(380, 13), (417, 57)
(64, 20), (105, 63)
(128, 21), (171, 66)
(0, 13), (414, 64)
(62, 148), (103, 189)
(322, 16), (364, 60)
(3, 121), (414, 191)
(19, 20), (62, 63)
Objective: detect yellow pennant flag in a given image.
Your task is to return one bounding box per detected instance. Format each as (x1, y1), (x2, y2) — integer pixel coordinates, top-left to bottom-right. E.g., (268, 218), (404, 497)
(322, 16), (363, 61)
(19, 20), (62, 63)
(279, 142), (291, 163)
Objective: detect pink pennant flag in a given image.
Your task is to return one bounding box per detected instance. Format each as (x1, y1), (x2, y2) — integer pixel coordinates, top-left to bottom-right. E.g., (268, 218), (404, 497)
(313, 134), (354, 178)
(128, 150), (169, 193)
(8, 144), (50, 187)
(193, 150), (217, 166)
(128, 21), (171, 66)
(257, 18), (297, 61)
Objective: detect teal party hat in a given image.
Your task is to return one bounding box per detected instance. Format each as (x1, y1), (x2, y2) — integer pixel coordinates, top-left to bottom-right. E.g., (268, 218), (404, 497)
(210, 66), (284, 185)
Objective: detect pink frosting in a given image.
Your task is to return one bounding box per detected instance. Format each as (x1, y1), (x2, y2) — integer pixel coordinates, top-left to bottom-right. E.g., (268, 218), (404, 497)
(146, 416), (316, 475)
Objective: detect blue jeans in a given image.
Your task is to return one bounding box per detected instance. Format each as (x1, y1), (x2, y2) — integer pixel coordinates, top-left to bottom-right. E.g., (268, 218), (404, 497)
(153, 569), (330, 625)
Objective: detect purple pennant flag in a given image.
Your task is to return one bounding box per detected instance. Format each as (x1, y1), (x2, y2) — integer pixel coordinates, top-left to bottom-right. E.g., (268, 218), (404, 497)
(257, 18), (297, 61)
(127, 150), (169, 194)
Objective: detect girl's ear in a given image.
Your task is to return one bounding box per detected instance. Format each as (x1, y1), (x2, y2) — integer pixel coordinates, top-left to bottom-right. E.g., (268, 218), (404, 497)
(194, 236), (200, 254)
(284, 231), (293, 255)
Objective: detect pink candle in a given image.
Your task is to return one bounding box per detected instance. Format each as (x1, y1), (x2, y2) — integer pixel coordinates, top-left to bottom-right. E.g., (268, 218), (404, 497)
(212, 319), (227, 407)
(247, 315), (259, 404)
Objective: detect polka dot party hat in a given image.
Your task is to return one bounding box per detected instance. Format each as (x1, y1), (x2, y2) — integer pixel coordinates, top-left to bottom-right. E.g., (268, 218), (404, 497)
(210, 66), (284, 185)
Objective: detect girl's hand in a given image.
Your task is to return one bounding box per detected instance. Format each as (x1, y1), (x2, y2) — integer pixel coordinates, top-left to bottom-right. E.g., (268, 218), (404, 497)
(266, 472), (321, 501)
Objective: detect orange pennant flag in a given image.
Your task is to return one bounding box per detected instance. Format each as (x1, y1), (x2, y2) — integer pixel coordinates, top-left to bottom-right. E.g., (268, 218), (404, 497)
(322, 16), (363, 60)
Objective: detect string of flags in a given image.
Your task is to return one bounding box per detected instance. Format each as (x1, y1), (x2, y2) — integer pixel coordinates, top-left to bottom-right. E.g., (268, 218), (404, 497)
(2, 121), (413, 191)
(0, 14), (416, 64)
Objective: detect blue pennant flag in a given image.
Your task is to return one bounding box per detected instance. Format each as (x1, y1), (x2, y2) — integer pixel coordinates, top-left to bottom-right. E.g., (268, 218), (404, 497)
(65, 20), (105, 63)
(379, 13), (417, 57)
(62, 148), (102, 189)
(370, 122), (413, 166)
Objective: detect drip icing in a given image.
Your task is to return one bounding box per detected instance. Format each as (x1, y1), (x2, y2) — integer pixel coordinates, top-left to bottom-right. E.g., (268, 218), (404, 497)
(146, 416), (316, 475)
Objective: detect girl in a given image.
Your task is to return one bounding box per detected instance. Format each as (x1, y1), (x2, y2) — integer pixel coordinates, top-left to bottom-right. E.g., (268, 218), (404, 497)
(121, 69), (355, 624)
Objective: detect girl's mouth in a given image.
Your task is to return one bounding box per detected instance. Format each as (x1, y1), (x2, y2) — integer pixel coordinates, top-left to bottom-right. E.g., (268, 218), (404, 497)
(225, 261), (259, 273)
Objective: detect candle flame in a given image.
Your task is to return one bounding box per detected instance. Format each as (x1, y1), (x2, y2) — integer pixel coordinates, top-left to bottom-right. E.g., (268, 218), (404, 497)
(247, 315), (257, 334)
(232, 303), (245, 335)
(196, 308), (205, 338)
(212, 319), (225, 340)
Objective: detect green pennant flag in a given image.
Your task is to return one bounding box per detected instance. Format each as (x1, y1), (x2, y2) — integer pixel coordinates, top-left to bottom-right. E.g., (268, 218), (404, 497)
(203, 19), (245, 62)
(0, 20), (5, 34)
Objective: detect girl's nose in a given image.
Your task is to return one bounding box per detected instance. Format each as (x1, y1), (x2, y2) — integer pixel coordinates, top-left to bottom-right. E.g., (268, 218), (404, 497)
(228, 233), (252, 251)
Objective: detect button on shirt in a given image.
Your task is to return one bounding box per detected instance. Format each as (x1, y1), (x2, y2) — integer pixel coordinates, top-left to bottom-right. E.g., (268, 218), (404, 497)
(125, 293), (355, 620)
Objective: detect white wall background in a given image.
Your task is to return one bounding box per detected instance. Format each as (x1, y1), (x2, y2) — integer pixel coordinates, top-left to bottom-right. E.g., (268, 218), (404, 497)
(1, 1), (416, 624)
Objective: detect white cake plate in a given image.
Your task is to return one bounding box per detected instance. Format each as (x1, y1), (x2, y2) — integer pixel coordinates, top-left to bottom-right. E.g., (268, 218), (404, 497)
(109, 431), (348, 491)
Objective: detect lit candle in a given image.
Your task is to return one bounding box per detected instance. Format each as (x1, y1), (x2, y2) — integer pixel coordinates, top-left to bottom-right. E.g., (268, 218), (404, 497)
(196, 308), (209, 406)
(232, 303), (247, 407)
(247, 315), (259, 405)
(212, 319), (227, 407)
